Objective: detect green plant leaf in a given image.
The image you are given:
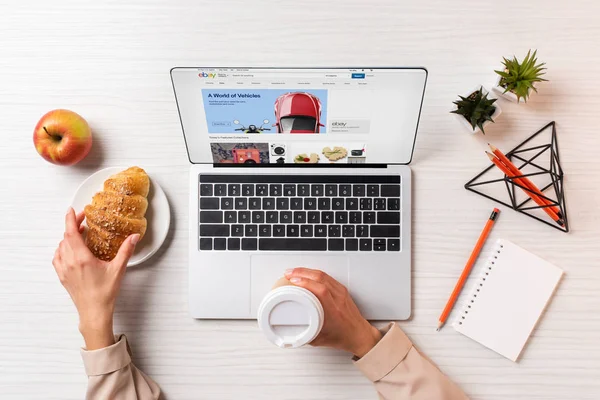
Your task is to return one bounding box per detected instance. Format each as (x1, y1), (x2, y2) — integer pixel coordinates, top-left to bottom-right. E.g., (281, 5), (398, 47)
(451, 87), (497, 131)
(477, 121), (486, 134)
(496, 49), (547, 102)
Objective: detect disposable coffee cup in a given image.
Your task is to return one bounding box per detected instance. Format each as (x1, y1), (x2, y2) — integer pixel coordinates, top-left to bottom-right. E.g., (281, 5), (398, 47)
(258, 277), (324, 348)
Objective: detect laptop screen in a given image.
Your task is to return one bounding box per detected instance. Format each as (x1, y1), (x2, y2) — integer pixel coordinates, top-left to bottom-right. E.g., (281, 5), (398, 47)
(171, 67), (427, 165)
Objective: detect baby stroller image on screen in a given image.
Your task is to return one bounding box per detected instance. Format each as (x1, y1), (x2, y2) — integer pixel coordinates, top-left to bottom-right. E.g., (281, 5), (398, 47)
(233, 119), (271, 134)
(273, 92), (324, 133)
(270, 143), (286, 164)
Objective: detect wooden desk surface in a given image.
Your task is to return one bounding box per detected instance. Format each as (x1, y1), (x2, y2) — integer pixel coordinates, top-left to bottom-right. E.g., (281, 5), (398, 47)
(1, 1), (599, 398)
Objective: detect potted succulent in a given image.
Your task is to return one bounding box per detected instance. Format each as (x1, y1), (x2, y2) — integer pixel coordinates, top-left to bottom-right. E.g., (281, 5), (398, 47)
(493, 49), (547, 103)
(451, 86), (501, 135)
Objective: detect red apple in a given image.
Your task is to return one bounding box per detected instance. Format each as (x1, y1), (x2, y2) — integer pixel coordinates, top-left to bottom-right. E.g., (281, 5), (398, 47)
(33, 109), (92, 165)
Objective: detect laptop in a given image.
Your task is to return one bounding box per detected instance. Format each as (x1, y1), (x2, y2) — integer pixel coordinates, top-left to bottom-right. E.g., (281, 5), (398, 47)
(171, 67), (427, 320)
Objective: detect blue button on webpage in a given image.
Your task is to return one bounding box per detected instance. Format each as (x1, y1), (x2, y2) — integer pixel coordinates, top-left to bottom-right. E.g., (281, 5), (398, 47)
(351, 73), (365, 79)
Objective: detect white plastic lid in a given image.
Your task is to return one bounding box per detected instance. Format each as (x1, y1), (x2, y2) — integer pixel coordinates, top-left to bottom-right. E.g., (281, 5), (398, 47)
(257, 286), (324, 349)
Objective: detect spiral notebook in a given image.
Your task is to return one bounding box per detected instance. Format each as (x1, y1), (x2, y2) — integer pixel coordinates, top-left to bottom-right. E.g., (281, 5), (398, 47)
(452, 239), (564, 361)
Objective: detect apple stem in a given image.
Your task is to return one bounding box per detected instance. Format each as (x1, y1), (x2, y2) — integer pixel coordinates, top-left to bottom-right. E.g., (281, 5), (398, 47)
(43, 126), (62, 141)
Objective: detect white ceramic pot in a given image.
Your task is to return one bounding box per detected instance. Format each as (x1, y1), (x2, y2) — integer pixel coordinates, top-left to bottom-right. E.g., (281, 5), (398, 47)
(452, 86), (502, 135)
(492, 74), (521, 103)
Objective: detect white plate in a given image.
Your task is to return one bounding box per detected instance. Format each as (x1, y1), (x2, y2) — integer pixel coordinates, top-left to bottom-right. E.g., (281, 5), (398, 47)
(71, 166), (170, 266)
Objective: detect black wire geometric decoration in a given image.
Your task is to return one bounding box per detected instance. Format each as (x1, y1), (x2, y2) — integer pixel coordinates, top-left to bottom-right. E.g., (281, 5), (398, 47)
(465, 121), (568, 232)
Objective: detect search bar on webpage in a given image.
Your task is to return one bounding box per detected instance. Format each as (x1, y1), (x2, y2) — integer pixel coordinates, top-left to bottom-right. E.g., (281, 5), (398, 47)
(230, 73), (353, 79)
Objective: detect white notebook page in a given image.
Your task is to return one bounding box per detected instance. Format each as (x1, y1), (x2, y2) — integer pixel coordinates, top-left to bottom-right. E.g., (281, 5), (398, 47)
(453, 239), (563, 361)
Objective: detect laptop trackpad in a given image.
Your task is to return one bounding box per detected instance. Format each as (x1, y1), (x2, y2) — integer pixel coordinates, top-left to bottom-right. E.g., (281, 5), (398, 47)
(250, 254), (349, 317)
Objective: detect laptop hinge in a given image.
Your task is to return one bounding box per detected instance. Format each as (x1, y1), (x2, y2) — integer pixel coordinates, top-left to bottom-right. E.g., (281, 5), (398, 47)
(211, 163), (388, 169)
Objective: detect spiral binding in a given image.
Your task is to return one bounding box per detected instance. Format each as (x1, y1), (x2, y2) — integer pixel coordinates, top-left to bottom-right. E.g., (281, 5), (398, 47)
(455, 240), (504, 327)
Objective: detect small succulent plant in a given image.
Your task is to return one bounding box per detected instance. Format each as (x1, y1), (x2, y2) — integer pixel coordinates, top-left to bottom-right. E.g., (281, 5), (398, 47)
(495, 49), (547, 103)
(451, 87), (497, 134)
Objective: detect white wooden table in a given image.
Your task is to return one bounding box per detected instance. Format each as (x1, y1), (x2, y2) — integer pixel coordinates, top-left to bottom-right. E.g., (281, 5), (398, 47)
(1, 1), (599, 399)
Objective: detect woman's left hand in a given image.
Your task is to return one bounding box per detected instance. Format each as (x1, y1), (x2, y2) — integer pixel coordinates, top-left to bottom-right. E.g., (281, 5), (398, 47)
(52, 208), (139, 350)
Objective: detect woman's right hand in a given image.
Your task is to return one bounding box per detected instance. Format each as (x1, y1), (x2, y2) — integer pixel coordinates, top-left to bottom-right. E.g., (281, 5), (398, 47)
(52, 208), (139, 350)
(284, 268), (382, 358)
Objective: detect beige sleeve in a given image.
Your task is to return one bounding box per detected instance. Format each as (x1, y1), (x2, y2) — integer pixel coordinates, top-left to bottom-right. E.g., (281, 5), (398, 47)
(354, 323), (469, 400)
(80, 334), (161, 400)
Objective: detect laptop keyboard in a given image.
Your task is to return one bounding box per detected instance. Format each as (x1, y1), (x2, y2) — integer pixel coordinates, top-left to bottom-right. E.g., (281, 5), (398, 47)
(198, 174), (401, 252)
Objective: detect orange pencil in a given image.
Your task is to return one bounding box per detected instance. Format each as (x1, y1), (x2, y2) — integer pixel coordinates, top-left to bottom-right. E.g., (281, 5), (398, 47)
(488, 143), (562, 218)
(437, 208), (500, 331)
(486, 152), (563, 226)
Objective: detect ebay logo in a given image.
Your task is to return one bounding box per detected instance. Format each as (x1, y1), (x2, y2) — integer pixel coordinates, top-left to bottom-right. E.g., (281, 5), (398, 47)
(198, 72), (217, 78)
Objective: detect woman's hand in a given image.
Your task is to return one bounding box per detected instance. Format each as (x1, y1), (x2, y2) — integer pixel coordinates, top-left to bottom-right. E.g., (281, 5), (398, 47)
(284, 268), (382, 358)
(52, 208), (139, 350)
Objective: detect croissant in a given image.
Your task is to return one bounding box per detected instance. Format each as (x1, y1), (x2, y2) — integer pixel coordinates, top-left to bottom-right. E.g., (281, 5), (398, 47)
(84, 166), (149, 261)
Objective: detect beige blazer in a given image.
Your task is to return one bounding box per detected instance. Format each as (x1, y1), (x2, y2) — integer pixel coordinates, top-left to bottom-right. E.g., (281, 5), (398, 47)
(81, 323), (468, 399)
